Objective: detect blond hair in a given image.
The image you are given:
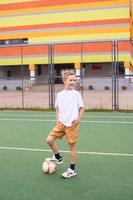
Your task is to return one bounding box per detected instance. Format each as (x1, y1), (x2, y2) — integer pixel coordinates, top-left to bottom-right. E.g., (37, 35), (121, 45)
(62, 71), (75, 81)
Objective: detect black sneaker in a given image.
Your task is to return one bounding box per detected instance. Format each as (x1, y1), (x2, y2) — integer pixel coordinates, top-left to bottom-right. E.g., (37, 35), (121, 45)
(45, 155), (63, 164)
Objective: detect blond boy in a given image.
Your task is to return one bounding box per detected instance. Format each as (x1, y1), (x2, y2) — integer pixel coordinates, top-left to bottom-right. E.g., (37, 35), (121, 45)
(46, 71), (84, 178)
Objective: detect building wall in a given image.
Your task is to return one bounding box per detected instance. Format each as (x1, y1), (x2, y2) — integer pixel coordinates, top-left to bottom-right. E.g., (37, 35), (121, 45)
(0, 0), (132, 68)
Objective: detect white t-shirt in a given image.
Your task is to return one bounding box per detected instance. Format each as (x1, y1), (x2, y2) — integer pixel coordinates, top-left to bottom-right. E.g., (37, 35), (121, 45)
(55, 89), (84, 127)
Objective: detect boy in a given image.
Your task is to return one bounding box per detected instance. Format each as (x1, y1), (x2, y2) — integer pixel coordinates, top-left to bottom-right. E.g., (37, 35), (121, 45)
(46, 71), (84, 178)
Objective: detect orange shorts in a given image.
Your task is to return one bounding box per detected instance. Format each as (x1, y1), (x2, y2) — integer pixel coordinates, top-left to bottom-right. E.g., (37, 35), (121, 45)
(49, 122), (78, 144)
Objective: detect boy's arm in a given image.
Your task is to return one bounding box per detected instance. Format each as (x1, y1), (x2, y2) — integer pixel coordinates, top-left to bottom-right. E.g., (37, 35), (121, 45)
(78, 107), (84, 122)
(73, 107), (84, 126)
(56, 107), (59, 123)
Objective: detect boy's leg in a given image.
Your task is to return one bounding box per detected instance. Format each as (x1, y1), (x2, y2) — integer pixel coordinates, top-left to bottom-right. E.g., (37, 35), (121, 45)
(62, 143), (77, 178)
(46, 122), (65, 164)
(69, 143), (77, 166)
(46, 135), (63, 163)
(46, 135), (59, 154)
(46, 122), (65, 153)
(62, 125), (78, 178)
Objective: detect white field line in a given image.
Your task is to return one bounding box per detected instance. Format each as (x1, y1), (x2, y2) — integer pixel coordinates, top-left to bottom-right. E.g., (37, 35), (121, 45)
(0, 118), (133, 124)
(0, 146), (133, 157)
(0, 113), (133, 119)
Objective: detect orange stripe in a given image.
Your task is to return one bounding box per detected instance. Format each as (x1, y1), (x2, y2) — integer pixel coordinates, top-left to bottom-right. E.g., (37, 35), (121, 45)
(0, 46), (22, 56)
(0, 46), (48, 56)
(0, 19), (129, 32)
(23, 45), (48, 55)
(0, 0), (128, 16)
(0, 27), (129, 40)
(0, 41), (130, 56)
(54, 42), (112, 53)
(118, 41), (130, 51)
(0, 0), (126, 11)
(54, 41), (130, 53)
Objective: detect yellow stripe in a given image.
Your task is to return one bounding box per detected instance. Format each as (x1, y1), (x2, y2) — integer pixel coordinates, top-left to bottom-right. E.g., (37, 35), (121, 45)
(0, 0), (36, 4)
(118, 54), (131, 61)
(28, 32), (129, 44)
(0, 53), (130, 66)
(0, 26), (129, 39)
(0, 0), (128, 16)
(47, 54), (131, 63)
(0, 57), (48, 65)
(54, 55), (112, 63)
(0, 7), (129, 28)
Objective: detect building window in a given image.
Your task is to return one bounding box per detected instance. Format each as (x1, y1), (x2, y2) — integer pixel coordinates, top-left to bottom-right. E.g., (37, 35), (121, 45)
(0, 38), (28, 45)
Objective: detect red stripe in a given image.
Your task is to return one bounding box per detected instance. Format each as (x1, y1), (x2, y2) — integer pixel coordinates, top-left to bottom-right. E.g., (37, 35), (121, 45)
(0, 19), (129, 32)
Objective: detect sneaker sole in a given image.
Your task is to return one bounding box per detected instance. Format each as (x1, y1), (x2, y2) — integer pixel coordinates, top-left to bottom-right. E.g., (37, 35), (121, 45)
(51, 160), (63, 164)
(61, 172), (77, 178)
(46, 159), (63, 164)
(56, 160), (63, 164)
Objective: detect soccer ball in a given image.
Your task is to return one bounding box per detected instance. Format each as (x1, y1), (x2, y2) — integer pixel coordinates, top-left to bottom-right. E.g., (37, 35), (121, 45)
(42, 159), (56, 174)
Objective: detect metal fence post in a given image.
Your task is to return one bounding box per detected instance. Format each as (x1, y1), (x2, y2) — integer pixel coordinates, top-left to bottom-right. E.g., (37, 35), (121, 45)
(112, 41), (119, 110)
(48, 44), (55, 109)
(20, 46), (24, 109)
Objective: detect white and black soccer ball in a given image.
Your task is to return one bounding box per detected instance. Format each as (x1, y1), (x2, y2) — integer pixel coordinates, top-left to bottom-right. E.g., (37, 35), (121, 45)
(42, 159), (56, 174)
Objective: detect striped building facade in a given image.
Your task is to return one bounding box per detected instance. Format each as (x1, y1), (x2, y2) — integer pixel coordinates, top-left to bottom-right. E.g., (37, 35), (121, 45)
(0, 0), (133, 79)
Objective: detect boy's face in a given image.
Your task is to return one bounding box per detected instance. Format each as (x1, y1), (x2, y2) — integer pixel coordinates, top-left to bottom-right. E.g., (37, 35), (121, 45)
(64, 75), (76, 90)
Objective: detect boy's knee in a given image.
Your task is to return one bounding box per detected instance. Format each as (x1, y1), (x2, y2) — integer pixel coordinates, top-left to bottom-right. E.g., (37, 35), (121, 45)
(46, 136), (50, 144)
(46, 135), (54, 145)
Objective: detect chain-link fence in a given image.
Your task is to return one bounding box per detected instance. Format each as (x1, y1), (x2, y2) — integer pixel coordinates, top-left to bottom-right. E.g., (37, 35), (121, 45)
(0, 41), (133, 110)
(0, 74), (133, 110)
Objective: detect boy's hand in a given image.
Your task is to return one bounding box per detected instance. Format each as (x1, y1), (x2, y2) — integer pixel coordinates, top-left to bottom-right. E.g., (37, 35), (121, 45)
(72, 119), (80, 127)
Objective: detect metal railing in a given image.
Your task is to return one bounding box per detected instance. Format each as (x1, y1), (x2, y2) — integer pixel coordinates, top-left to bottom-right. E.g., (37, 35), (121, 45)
(0, 40), (133, 110)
